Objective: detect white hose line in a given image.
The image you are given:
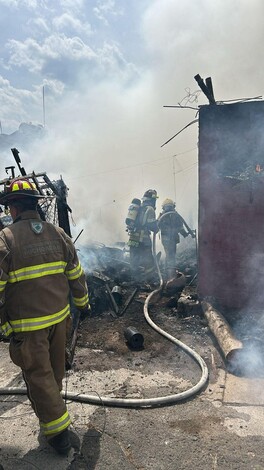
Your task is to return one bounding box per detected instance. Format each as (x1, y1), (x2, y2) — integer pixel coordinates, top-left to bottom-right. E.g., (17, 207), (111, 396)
(143, 286), (209, 402)
(0, 301), (208, 407)
(0, 232), (208, 407)
(0, 326), (208, 408)
(143, 230), (208, 401)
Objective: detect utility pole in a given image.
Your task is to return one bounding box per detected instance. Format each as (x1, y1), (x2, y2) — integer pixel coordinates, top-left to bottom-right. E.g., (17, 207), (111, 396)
(172, 155), (177, 203)
(42, 85), (46, 128)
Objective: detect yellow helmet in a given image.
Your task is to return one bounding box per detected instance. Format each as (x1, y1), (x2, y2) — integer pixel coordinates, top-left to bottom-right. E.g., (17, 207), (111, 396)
(0, 178), (43, 205)
(162, 198), (175, 209)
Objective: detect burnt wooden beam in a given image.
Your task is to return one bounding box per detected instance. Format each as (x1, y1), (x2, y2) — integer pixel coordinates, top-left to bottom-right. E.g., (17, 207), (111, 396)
(205, 77), (215, 103)
(201, 300), (243, 368)
(194, 74), (216, 104)
(119, 288), (138, 317)
(105, 283), (119, 315)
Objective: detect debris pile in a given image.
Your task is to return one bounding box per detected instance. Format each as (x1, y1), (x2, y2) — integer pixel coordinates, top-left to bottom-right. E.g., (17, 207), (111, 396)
(0, 148), (72, 236)
(78, 241), (199, 320)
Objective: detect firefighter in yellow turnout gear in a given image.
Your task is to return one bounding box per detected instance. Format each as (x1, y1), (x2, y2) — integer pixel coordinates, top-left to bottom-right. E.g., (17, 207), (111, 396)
(127, 189), (159, 283)
(0, 178), (90, 456)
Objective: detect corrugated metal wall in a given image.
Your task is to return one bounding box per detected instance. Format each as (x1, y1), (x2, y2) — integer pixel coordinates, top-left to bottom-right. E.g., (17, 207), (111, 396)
(198, 101), (264, 310)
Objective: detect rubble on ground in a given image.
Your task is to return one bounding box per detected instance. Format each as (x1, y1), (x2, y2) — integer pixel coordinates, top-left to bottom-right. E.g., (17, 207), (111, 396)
(78, 240), (199, 320)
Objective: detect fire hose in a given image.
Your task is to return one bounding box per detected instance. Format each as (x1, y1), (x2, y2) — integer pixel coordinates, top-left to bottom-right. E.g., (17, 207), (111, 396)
(0, 229), (208, 407)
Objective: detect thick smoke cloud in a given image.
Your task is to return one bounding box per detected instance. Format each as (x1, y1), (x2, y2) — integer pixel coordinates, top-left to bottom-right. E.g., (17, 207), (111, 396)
(1, 0), (264, 245)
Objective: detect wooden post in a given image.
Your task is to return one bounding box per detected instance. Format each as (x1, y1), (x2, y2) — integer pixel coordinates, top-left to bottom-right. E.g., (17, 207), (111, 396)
(201, 300), (243, 367)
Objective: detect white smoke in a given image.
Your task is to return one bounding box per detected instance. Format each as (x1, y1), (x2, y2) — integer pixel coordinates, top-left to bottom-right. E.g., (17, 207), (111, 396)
(1, 0), (264, 246)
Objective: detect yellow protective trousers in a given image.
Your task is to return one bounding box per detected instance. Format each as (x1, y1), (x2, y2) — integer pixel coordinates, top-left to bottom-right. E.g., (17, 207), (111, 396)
(9, 318), (71, 437)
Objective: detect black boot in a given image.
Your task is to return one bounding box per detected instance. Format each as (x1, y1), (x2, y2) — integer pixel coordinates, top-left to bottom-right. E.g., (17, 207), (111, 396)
(48, 429), (71, 456)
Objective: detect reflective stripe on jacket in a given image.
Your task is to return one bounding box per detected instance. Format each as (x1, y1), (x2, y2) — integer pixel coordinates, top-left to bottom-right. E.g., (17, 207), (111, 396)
(0, 210), (89, 336)
(128, 204), (158, 247)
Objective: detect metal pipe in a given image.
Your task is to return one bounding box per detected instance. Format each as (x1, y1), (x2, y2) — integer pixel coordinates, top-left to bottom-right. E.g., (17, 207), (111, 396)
(124, 326), (144, 349)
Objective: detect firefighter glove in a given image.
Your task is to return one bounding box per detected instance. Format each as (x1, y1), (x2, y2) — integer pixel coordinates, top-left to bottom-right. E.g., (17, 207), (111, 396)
(79, 304), (91, 321)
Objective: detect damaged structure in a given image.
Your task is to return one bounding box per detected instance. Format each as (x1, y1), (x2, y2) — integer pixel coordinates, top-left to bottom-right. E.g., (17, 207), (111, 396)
(195, 76), (264, 374)
(198, 99), (264, 311)
(0, 148), (72, 237)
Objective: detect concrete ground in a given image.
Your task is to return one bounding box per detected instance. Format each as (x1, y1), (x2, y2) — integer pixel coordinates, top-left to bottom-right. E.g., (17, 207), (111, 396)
(0, 303), (264, 470)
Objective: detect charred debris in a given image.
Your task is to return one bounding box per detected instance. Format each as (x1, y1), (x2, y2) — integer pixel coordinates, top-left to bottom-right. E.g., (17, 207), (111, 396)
(0, 148), (199, 323)
(0, 147), (72, 236)
(78, 240), (198, 318)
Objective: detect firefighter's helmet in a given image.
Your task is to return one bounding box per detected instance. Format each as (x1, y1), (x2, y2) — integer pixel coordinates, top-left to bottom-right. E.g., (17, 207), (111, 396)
(162, 198), (175, 211)
(143, 189), (158, 200)
(0, 178), (44, 205)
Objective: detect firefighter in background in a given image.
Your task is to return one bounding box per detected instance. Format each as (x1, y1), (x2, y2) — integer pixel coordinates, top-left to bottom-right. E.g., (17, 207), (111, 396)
(127, 189), (159, 283)
(0, 178), (90, 456)
(157, 198), (195, 279)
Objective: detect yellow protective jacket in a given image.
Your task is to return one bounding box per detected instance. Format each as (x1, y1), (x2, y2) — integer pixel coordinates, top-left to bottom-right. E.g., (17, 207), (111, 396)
(0, 210), (89, 337)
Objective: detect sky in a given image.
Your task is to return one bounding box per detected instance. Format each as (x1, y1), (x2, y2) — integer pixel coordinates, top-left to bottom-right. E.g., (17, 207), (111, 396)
(0, 0), (264, 245)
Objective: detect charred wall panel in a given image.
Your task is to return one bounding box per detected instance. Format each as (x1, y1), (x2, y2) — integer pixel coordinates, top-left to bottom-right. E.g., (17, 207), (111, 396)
(198, 101), (264, 310)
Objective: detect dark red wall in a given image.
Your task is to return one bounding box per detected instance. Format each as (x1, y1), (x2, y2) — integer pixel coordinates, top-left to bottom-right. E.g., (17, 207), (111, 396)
(198, 101), (264, 310)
